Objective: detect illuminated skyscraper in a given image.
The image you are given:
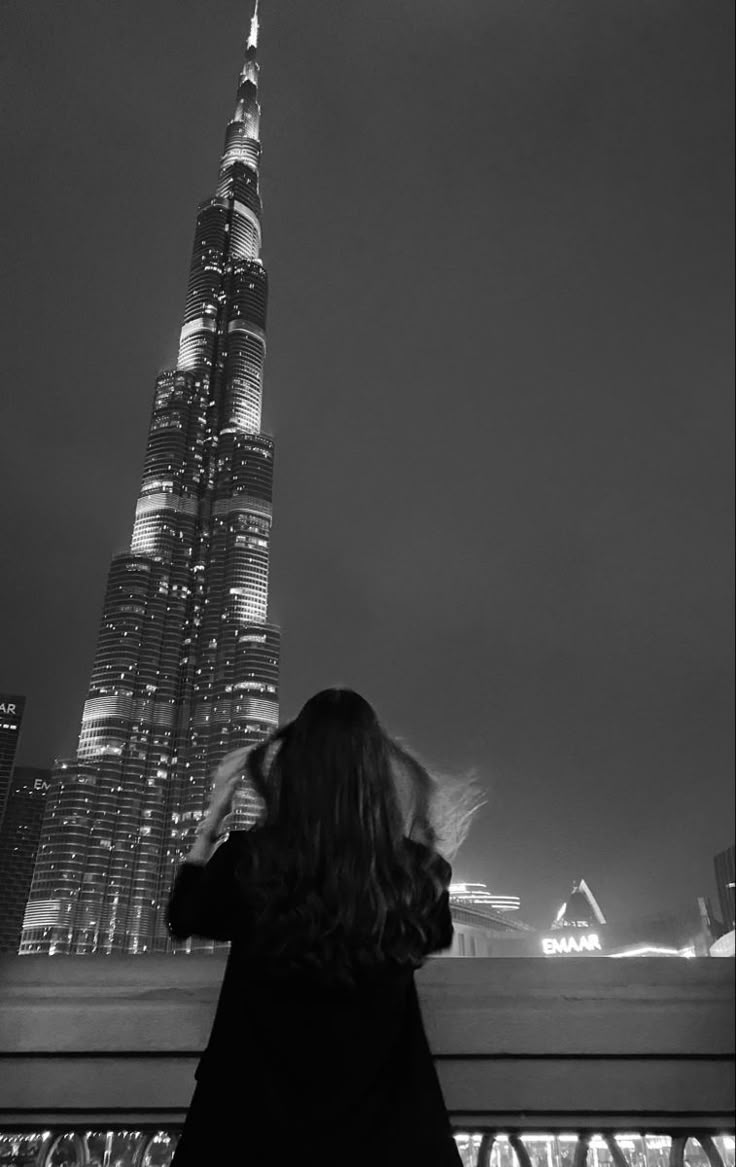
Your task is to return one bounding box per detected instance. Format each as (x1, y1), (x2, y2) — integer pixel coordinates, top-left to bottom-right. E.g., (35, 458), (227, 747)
(0, 767), (50, 953)
(21, 3), (279, 956)
(0, 694), (25, 830)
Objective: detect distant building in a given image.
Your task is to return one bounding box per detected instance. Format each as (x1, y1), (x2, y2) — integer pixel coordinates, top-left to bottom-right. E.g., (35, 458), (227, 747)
(448, 904), (534, 956)
(550, 878), (606, 931)
(539, 879), (718, 959)
(445, 875), (719, 959)
(714, 845), (735, 931)
(0, 766), (50, 953)
(447, 884), (532, 956)
(450, 882), (521, 914)
(540, 878), (608, 957)
(710, 930), (735, 957)
(0, 694), (25, 830)
(605, 900), (716, 958)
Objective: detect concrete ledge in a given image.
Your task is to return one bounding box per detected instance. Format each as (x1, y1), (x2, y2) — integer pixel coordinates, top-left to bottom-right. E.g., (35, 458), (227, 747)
(0, 955), (733, 1128)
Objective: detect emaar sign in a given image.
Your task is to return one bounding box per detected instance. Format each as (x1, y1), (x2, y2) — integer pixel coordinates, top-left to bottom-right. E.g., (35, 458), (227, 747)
(0, 694), (25, 723)
(542, 932), (603, 956)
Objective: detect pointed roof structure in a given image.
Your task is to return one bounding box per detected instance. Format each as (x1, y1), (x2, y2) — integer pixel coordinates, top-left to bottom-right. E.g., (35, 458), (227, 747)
(551, 878), (606, 930)
(247, 0), (260, 50)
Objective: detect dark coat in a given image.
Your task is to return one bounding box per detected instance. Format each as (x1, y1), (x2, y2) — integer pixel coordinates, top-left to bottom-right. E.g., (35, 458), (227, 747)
(167, 830), (462, 1167)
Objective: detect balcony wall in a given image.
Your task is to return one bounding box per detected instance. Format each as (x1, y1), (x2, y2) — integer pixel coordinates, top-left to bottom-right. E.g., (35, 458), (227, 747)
(0, 955), (733, 1130)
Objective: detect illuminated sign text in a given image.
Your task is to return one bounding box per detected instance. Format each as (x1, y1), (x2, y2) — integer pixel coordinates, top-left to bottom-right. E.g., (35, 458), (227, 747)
(542, 932), (602, 956)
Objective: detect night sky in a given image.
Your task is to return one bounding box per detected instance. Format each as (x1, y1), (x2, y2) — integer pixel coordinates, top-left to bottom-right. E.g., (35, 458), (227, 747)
(2, 0), (733, 927)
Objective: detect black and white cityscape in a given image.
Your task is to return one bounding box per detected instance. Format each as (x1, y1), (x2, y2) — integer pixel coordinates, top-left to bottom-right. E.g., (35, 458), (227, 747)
(0, 0), (733, 1163)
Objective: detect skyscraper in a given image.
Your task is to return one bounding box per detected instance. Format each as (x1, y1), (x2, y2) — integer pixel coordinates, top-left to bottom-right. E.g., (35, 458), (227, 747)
(20, 3), (279, 956)
(0, 766), (50, 953)
(0, 694), (26, 831)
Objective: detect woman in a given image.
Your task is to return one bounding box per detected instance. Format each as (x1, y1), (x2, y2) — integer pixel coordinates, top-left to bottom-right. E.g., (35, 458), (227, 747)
(168, 689), (476, 1166)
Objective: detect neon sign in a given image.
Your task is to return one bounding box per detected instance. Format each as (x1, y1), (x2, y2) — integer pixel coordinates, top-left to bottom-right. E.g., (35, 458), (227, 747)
(542, 932), (602, 956)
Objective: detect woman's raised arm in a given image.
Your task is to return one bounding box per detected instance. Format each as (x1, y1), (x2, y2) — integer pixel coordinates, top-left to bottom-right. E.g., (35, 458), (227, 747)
(166, 832), (245, 942)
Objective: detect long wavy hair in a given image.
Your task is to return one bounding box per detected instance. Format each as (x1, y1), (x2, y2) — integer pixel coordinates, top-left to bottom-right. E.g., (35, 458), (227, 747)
(233, 688), (484, 984)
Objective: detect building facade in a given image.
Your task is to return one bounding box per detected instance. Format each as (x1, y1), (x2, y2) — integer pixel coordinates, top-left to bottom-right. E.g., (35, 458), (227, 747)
(0, 694), (25, 832)
(448, 882), (531, 956)
(20, 4), (279, 956)
(0, 767), (50, 953)
(541, 879), (608, 957)
(449, 882), (521, 914)
(447, 903), (533, 957)
(714, 844), (735, 932)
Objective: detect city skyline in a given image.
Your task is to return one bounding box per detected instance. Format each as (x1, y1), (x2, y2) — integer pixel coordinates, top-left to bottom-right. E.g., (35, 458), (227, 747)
(1, 0), (733, 929)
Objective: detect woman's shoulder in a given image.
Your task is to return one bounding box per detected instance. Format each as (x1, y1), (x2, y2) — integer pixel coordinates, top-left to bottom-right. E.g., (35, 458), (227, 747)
(225, 827), (268, 851)
(225, 825), (281, 858)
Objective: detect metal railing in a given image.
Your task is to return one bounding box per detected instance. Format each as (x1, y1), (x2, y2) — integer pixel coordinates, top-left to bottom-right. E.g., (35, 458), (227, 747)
(0, 1128), (734, 1167)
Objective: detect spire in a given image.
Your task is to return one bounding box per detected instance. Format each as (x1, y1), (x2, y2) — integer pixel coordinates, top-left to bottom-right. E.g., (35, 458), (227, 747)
(219, 0), (262, 170)
(247, 0), (260, 50)
(237, 0), (260, 90)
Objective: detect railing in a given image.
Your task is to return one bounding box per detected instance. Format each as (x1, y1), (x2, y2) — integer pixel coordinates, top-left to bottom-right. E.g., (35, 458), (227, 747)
(0, 1130), (734, 1167)
(0, 955), (733, 1165)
